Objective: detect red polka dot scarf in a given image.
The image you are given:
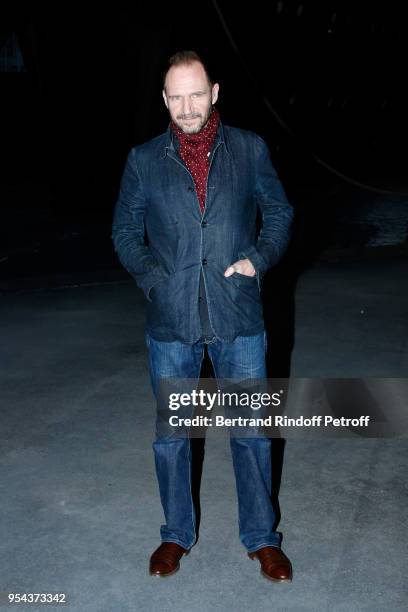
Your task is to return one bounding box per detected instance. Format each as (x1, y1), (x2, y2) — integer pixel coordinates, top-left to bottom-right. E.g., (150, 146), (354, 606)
(170, 106), (220, 214)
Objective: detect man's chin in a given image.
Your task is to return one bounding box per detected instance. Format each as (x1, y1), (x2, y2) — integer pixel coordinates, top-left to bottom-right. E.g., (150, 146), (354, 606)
(183, 126), (202, 134)
(179, 119), (202, 133)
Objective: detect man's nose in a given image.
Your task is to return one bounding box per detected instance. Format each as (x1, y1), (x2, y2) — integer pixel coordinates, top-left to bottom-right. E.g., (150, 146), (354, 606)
(182, 97), (194, 116)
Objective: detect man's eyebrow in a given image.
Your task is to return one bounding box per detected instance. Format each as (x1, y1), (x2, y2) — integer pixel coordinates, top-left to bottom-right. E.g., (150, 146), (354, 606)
(168, 90), (207, 98)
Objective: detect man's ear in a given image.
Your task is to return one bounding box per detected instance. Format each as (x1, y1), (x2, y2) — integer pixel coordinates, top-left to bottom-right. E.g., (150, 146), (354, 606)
(162, 89), (168, 109)
(212, 83), (220, 105)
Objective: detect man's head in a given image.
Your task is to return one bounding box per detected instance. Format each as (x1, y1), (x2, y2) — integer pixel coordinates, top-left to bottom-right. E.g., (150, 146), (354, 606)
(162, 50), (219, 134)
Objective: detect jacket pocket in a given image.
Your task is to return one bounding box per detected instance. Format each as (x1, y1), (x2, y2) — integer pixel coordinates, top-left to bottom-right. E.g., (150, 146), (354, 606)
(232, 270), (258, 282)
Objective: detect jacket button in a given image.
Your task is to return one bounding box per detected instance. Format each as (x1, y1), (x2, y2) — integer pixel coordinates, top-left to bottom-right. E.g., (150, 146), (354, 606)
(188, 186), (194, 191)
(202, 259), (207, 265)
(202, 221), (207, 227)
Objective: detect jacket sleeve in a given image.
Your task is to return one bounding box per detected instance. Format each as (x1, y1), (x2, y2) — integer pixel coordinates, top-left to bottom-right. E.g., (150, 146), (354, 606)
(238, 134), (294, 282)
(111, 147), (170, 301)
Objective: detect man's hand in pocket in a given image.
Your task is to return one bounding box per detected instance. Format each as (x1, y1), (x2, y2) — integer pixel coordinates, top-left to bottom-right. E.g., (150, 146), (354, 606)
(224, 259), (256, 277)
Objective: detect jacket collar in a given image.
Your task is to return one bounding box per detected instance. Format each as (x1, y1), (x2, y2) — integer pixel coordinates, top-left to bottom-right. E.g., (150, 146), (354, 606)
(161, 113), (230, 159)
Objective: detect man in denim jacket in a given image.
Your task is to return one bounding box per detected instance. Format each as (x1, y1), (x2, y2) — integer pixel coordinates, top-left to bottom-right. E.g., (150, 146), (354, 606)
(111, 50), (294, 582)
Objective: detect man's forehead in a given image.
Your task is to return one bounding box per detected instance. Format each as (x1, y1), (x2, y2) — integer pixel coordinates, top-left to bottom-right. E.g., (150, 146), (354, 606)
(165, 64), (208, 92)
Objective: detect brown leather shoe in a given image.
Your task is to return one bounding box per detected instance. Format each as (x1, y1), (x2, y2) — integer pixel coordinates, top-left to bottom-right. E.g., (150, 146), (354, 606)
(248, 546), (293, 582)
(149, 542), (190, 577)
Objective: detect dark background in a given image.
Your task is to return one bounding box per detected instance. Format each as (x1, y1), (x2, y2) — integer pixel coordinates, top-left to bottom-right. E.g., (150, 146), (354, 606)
(1, 1), (407, 286)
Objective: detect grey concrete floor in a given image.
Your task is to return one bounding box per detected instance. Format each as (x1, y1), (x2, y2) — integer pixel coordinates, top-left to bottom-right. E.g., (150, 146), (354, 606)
(0, 257), (407, 611)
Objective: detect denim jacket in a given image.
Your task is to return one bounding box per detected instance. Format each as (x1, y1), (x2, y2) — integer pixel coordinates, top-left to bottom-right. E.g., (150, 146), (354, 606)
(111, 118), (294, 344)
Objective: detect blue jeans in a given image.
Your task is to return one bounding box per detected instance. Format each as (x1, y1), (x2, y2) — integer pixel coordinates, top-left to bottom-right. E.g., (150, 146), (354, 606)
(145, 330), (282, 553)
